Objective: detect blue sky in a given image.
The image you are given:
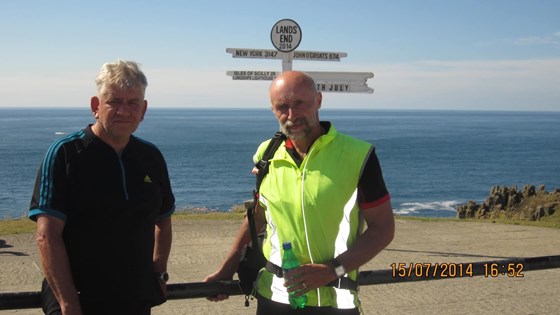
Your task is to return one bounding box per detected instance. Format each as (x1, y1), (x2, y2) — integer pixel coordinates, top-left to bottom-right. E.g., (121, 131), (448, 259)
(1, 0), (559, 110)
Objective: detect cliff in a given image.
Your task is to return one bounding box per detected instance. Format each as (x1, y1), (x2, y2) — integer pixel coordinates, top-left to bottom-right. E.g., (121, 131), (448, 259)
(456, 184), (560, 221)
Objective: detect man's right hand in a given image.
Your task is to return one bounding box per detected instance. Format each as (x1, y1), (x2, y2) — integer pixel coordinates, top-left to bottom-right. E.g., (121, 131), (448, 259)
(203, 271), (232, 302)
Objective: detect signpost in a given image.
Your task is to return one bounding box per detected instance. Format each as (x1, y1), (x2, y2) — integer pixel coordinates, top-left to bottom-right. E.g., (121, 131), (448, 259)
(226, 70), (374, 94)
(270, 19), (302, 52)
(226, 19), (374, 93)
(225, 48), (347, 62)
(226, 70), (280, 81)
(226, 48), (284, 60)
(292, 50), (347, 61)
(310, 71), (374, 93)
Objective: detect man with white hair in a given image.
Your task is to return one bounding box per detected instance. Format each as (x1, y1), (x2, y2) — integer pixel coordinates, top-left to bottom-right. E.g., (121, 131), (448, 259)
(29, 60), (175, 315)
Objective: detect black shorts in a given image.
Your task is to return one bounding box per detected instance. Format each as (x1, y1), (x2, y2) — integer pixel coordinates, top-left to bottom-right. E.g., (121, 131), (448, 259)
(256, 294), (360, 315)
(41, 279), (151, 315)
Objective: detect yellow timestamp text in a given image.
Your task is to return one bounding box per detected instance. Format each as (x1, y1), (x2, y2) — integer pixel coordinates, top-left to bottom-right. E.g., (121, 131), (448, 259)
(483, 263), (525, 278)
(390, 262), (525, 279)
(391, 262), (475, 278)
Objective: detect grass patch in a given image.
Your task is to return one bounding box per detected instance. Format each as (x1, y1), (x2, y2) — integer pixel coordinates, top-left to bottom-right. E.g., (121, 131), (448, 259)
(0, 205), (247, 236)
(173, 204), (246, 221)
(394, 215), (459, 223)
(3, 207), (558, 236)
(396, 213), (560, 229)
(173, 211), (245, 221)
(0, 213), (246, 236)
(482, 210), (560, 229)
(0, 218), (36, 235)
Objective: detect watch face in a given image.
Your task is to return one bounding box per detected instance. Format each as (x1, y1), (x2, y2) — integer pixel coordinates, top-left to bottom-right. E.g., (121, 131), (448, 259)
(332, 258), (345, 277)
(159, 272), (169, 282)
(335, 265), (345, 277)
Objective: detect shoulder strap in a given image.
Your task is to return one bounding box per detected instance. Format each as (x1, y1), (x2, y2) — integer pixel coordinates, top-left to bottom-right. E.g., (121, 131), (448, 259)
(246, 131), (286, 250)
(254, 131), (287, 190)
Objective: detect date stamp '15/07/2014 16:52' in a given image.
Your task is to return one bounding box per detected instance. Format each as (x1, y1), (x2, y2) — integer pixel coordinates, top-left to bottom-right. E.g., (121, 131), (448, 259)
(391, 262), (525, 279)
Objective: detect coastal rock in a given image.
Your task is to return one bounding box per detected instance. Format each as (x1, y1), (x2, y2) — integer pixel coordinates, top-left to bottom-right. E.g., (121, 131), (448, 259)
(457, 200), (478, 219)
(456, 184), (560, 221)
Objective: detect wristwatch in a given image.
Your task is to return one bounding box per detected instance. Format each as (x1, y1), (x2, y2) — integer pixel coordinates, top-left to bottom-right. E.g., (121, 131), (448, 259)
(157, 271), (169, 284)
(331, 258), (346, 277)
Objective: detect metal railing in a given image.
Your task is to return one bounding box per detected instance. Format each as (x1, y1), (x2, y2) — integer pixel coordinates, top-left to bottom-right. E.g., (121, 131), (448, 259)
(1, 255), (559, 310)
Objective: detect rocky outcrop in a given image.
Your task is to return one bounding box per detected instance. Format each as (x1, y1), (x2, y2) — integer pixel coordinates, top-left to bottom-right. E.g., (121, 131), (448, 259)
(456, 184), (560, 221)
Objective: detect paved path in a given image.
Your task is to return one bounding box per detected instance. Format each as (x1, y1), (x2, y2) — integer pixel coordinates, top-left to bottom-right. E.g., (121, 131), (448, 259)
(1, 219), (559, 314)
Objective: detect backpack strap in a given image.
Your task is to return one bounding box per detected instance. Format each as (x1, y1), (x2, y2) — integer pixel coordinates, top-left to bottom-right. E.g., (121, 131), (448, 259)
(246, 131), (287, 253)
(254, 131), (287, 191)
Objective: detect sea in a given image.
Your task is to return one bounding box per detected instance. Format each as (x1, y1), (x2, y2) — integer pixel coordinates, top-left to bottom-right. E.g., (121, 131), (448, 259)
(1, 108), (559, 220)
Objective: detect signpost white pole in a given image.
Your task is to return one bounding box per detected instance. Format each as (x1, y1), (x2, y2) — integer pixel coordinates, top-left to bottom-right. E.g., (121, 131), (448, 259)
(282, 55), (292, 72)
(270, 19), (302, 72)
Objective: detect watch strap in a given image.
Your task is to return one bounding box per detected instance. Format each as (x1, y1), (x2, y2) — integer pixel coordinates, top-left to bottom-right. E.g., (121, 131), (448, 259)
(331, 258), (346, 277)
(157, 271), (169, 283)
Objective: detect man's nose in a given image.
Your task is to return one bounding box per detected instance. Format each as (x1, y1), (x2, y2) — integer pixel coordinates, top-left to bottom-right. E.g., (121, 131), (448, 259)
(287, 107), (296, 120)
(116, 104), (132, 115)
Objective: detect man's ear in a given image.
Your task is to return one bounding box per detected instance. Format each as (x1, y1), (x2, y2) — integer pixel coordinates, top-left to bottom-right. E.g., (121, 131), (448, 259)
(90, 96), (100, 119)
(316, 92), (323, 109)
(141, 100), (148, 121)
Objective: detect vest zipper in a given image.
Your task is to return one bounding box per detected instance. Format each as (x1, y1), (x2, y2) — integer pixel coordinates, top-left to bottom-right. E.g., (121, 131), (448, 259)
(300, 145), (322, 306)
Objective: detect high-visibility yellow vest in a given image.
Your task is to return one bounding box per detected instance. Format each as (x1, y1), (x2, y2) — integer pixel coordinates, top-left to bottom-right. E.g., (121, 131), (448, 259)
(254, 123), (372, 309)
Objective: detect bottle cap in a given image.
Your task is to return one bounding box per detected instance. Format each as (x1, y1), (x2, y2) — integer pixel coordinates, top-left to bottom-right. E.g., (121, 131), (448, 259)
(282, 242), (292, 250)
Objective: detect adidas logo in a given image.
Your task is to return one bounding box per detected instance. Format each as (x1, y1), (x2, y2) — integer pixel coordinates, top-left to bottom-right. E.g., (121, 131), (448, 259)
(144, 175), (152, 183)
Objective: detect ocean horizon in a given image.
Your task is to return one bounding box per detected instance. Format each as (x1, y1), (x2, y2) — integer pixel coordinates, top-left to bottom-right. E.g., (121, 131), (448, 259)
(1, 107), (559, 220)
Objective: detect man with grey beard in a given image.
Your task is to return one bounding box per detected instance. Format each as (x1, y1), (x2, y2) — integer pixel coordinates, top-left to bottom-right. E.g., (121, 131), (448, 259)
(205, 71), (394, 314)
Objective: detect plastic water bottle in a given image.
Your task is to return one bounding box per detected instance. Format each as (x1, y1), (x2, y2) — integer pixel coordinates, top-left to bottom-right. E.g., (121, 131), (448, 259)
(282, 242), (308, 309)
